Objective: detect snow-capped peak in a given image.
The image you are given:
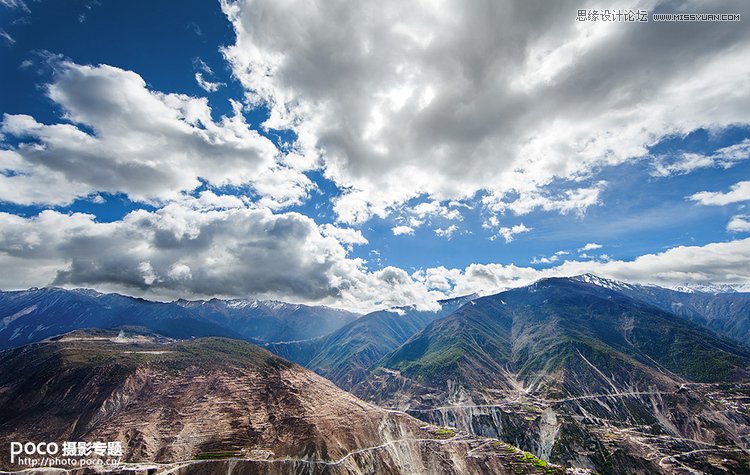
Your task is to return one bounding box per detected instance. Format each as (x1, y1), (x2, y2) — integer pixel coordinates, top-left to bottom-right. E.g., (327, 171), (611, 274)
(670, 283), (750, 294)
(570, 273), (637, 292)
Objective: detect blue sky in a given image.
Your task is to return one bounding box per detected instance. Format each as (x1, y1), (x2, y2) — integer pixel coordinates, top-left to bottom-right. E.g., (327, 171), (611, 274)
(1, 0), (749, 310)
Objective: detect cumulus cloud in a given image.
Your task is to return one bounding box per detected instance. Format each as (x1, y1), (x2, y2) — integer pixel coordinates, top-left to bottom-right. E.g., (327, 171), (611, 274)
(483, 182), (605, 216)
(531, 256), (557, 265)
(689, 181), (750, 206)
(482, 215), (530, 242)
(392, 225), (414, 236)
(727, 215), (750, 233)
(0, 61), (312, 209)
(410, 201), (462, 221)
(388, 199), (463, 235)
(1, 195), (749, 310)
(532, 249), (572, 264)
(0, 196), (440, 311)
(434, 224), (458, 239)
(496, 224), (531, 243)
(319, 223), (368, 251)
(579, 242), (603, 252)
(414, 238), (750, 297)
(221, 0), (750, 223)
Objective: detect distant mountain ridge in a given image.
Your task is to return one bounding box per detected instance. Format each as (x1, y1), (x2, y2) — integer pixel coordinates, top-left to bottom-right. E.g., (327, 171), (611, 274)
(571, 273), (750, 345)
(173, 296), (358, 342)
(0, 287), (359, 350)
(264, 294), (476, 389)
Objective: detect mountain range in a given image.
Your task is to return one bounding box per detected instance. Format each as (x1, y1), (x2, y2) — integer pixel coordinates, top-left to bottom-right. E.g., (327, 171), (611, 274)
(354, 277), (750, 473)
(1, 275), (749, 474)
(572, 274), (750, 345)
(264, 294), (476, 389)
(0, 287), (359, 350)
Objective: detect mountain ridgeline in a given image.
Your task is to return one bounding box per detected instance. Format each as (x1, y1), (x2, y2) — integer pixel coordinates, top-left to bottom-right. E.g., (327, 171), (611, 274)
(354, 277), (750, 474)
(572, 274), (750, 345)
(264, 294), (476, 389)
(0, 287), (359, 350)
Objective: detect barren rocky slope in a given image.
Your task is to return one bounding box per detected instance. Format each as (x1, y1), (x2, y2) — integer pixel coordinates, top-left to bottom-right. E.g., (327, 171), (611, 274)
(0, 329), (577, 474)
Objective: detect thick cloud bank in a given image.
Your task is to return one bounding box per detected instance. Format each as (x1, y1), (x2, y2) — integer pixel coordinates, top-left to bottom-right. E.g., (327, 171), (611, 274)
(1, 196), (748, 311)
(222, 0), (750, 222)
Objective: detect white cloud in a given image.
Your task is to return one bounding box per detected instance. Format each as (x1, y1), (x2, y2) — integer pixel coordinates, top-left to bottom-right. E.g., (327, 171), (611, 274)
(192, 58), (225, 92)
(195, 72), (224, 92)
(0, 28), (14, 44)
(193, 58), (214, 75)
(483, 182), (606, 216)
(495, 224), (531, 243)
(689, 181), (750, 206)
(1, 198), (749, 310)
(727, 215), (750, 233)
(410, 200), (462, 221)
(414, 238), (750, 298)
(482, 215), (531, 243)
(653, 139), (750, 176)
(552, 238), (750, 288)
(0, 0), (29, 11)
(0, 198), (439, 312)
(0, 61), (313, 210)
(434, 224), (458, 239)
(391, 225), (414, 236)
(578, 242), (602, 252)
(532, 249), (571, 263)
(320, 224), (368, 251)
(388, 199), (463, 234)
(531, 255), (558, 265)
(221, 0), (750, 223)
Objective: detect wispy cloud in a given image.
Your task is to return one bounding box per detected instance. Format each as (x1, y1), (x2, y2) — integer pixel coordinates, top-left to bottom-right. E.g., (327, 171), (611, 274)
(653, 139), (750, 176)
(195, 72), (224, 92)
(689, 181), (750, 206)
(578, 243), (602, 252)
(0, 28), (14, 45)
(0, 0), (30, 12)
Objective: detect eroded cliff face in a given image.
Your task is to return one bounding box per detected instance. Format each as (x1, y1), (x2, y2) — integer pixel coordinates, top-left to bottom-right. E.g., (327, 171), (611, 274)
(0, 330), (577, 475)
(364, 379), (750, 474)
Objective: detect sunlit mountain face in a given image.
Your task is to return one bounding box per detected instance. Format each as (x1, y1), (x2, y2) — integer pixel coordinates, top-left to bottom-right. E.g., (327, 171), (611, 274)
(1, 1), (750, 474)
